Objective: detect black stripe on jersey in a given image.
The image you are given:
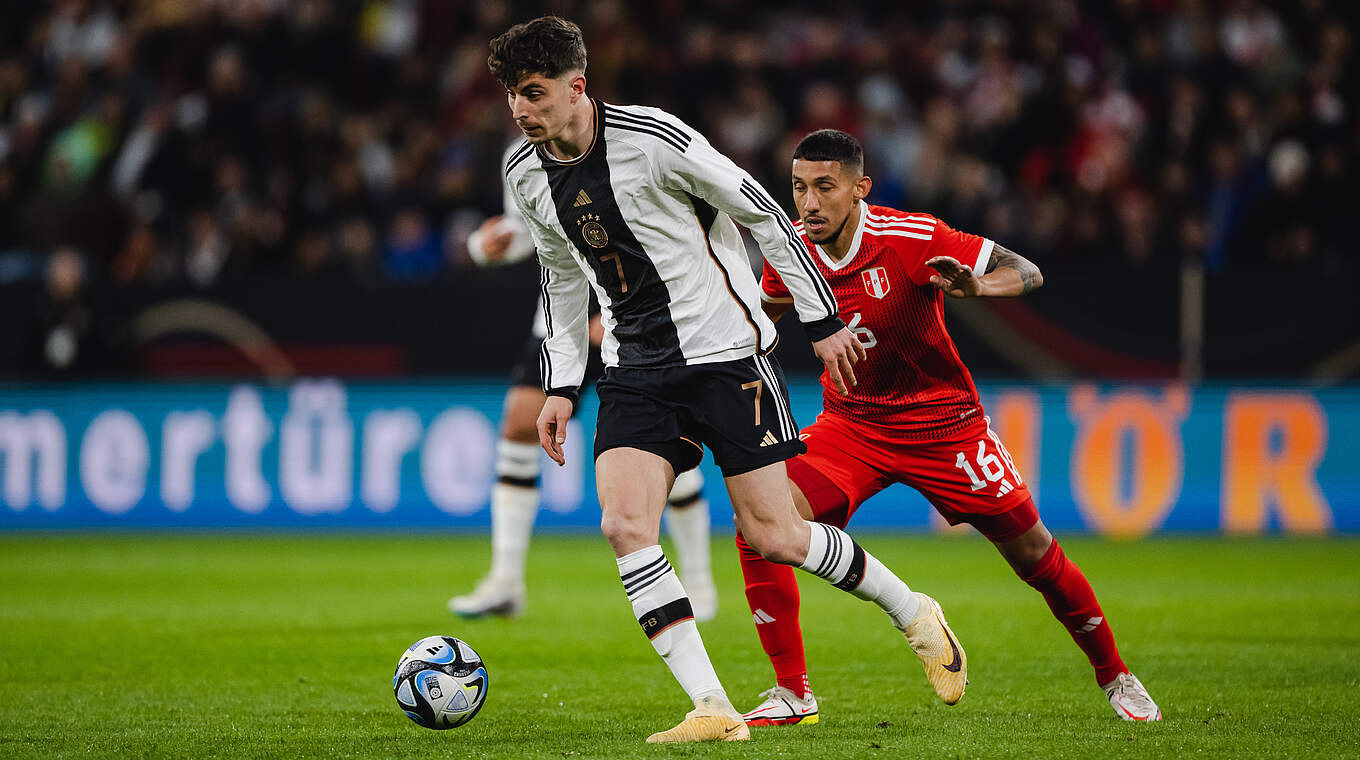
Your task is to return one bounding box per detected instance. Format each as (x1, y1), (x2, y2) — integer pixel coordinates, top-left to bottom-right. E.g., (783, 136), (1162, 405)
(638, 598), (694, 640)
(539, 266), (554, 336)
(740, 179), (838, 316)
(538, 343), (551, 393)
(540, 101), (684, 367)
(690, 193), (717, 233)
(607, 107), (692, 146)
(604, 119), (687, 153)
(689, 194), (768, 351)
(538, 266), (554, 391)
(604, 107), (692, 150)
(505, 140), (534, 175)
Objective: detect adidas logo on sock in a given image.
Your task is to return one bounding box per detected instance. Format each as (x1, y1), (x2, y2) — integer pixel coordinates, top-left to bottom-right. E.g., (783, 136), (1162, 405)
(759, 430), (778, 447)
(1075, 616), (1104, 633)
(752, 609), (777, 624)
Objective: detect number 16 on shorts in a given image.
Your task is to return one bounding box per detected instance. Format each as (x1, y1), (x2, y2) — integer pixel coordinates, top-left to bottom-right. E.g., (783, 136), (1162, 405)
(954, 431), (1022, 498)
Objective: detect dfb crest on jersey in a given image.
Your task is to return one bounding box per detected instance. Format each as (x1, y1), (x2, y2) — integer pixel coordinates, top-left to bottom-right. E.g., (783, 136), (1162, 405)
(577, 213), (609, 248)
(861, 267), (890, 299)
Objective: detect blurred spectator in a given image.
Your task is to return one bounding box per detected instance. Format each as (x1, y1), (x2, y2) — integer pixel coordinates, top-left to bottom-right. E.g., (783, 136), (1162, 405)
(22, 247), (121, 376)
(0, 0), (1350, 298)
(383, 208), (442, 281)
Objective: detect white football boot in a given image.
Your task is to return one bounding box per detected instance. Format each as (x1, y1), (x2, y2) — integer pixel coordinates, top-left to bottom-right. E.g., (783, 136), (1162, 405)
(447, 576), (525, 618)
(741, 686), (819, 727)
(646, 696), (750, 743)
(902, 592), (968, 704)
(1102, 672), (1162, 721)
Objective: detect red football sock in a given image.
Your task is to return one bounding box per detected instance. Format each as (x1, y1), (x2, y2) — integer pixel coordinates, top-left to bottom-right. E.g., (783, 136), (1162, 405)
(735, 531), (809, 697)
(1020, 540), (1129, 686)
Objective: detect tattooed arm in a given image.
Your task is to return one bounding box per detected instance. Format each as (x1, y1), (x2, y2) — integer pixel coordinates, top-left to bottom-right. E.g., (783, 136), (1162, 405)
(925, 244), (1044, 298)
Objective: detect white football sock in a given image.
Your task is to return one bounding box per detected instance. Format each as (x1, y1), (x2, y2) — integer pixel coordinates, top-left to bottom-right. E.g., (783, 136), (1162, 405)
(664, 470), (711, 587)
(488, 440), (541, 584)
(799, 522), (921, 629)
(618, 545), (726, 705)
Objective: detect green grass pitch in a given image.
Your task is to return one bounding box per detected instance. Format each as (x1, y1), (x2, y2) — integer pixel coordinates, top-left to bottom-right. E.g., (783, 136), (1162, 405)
(2, 533), (1357, 759)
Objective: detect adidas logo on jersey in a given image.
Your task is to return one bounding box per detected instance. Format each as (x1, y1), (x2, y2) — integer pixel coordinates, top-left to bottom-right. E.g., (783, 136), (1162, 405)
(752, 609), (777, 624)
(759, 430), (779, 447)
(572, 189), (592, 207)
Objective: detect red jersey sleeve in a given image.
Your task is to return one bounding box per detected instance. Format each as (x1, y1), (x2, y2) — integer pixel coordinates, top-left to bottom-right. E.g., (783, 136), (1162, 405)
(760, 259), (794, 303)
(904, 216), (995, 286)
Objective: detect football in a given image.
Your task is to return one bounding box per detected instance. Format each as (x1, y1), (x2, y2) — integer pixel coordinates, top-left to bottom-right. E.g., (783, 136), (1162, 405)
(393, 635), (489, 729)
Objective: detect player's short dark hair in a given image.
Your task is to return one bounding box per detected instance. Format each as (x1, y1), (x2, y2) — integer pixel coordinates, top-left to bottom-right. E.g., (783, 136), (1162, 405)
(793, 129), (865, 176)
(487, 16), (587, 89)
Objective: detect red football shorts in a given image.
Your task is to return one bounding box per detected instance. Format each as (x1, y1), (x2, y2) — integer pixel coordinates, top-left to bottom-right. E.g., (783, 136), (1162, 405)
(787, 411), (1037, 542)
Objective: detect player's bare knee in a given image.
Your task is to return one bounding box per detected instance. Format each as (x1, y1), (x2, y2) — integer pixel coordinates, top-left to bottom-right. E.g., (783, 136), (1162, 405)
(501, 423), (539, 444)
(742, 525), (802, 565)
(599, 509), (653, 553)
(999, 522), (1054, 576)
(502, 387), (546, 442)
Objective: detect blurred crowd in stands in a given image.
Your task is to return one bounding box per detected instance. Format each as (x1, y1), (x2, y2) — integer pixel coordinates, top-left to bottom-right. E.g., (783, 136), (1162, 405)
(0, 1), (1354, 307)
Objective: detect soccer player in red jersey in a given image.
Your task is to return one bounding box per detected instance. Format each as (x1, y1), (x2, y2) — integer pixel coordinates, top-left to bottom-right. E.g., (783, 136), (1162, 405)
(738, 129), (1161, 726)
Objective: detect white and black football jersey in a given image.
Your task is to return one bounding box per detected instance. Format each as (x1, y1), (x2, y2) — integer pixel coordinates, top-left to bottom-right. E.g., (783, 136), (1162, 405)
(505, 99), (842, 399)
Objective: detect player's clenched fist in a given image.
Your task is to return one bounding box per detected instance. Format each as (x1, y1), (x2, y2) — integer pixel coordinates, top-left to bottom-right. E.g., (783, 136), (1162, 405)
(536, 395), (574, 466)
(812, 327), (865, 396)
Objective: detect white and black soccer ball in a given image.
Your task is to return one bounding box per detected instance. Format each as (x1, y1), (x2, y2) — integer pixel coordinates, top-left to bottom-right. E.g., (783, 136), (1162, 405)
(393, 635), (488, 730)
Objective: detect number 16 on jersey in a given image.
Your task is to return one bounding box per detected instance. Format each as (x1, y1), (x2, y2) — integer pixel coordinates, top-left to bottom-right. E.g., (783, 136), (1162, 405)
(954, 434), (1022, 498)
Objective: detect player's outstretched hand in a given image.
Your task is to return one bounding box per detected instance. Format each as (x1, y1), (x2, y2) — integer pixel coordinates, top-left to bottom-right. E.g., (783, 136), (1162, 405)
(926, 256), (983, 298)
(812, 327), (866, 396)
(537, 396), (574, 466)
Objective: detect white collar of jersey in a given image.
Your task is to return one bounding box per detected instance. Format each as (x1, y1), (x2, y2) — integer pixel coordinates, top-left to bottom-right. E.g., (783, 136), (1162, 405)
(814, 200), (868, 272)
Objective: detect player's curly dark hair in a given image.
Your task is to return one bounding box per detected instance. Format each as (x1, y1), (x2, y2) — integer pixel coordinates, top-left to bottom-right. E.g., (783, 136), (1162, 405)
(793, 129), (865, 175)
(487, 16), (587, 89)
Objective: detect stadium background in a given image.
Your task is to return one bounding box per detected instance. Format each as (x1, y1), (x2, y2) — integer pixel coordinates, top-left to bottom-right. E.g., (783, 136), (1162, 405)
(2, 4), (1358, 759)
(1, 0), (1355, 534)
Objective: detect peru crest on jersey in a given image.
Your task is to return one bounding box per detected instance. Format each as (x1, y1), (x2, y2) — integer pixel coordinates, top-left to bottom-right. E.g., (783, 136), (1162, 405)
(861, 266), (890, 299)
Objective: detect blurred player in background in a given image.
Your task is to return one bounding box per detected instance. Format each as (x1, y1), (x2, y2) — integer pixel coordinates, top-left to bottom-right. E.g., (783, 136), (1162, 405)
(740, 129), (1161, 726)
(449, 143), (717, 620)
(492, 17), (966, 744)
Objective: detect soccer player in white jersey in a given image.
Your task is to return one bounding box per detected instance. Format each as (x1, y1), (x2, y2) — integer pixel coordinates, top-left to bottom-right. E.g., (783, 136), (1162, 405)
(449, 153), (718, 620)
(490, 17), (969, 743)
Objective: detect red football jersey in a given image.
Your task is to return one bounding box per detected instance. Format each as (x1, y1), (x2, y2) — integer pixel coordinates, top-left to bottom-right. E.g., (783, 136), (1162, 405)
(763, 202), (993, 439)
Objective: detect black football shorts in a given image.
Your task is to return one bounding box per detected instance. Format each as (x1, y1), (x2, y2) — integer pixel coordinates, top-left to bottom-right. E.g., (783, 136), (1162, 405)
(593, 354), (805, 477)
